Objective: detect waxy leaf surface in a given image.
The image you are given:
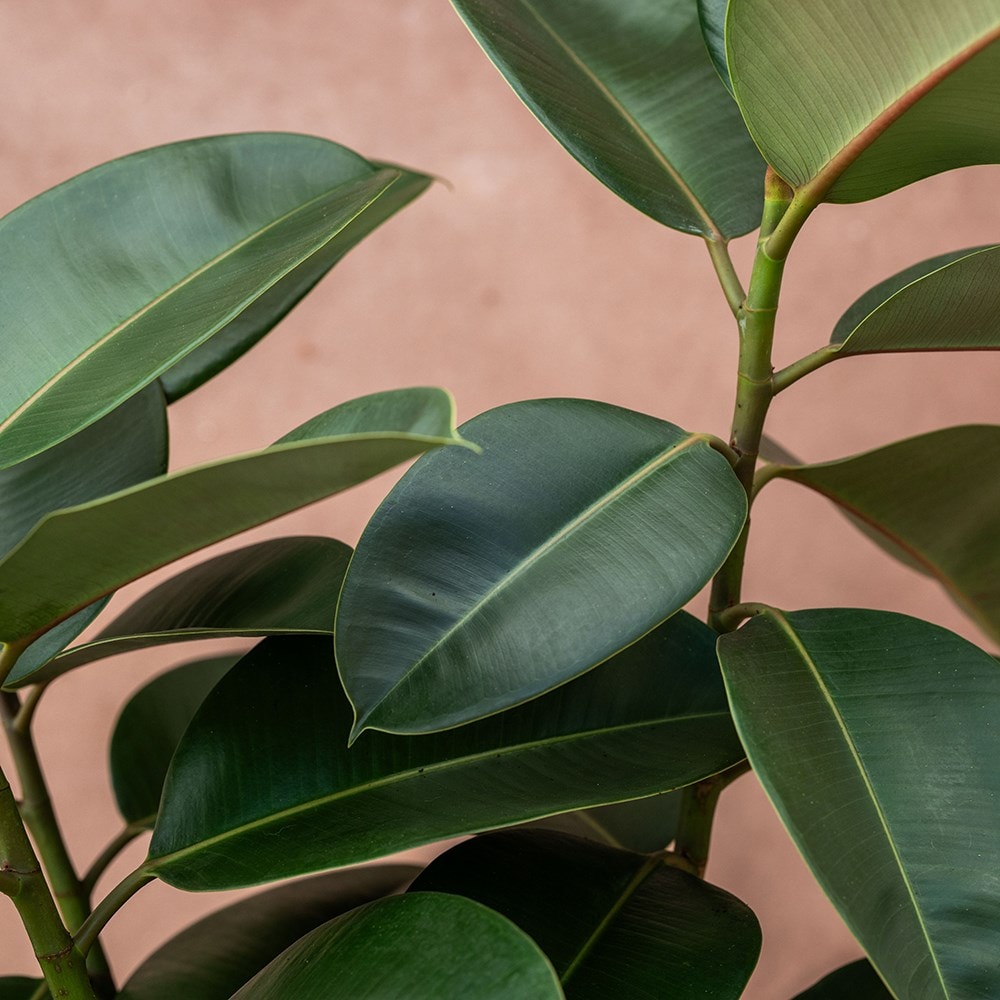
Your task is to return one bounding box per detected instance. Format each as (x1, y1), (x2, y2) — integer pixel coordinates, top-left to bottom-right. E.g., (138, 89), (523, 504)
(148, 614), (744, 890)
(118, 867), (418, 1000)
(0, 133), (422, 467)
(337, 398), (746, 736)
(830, 246), (1000, 356)
(697, 0), (732, 93)
(110, 655), (240, 826)
(7, 536), (351, 686)
(793, 959), (893, 999)
(449, 0), (764, 236)
(0, 388), (467, 645)
(727, 0), (1000, 202)
(229, 894), (564, 1000)
(771, 426), (1000, 642)
(718, 608), (1000, 999)
(413, 829), (761, 998)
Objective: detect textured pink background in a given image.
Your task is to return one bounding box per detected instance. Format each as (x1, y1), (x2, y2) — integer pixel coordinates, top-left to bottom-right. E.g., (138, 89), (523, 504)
(1, 1), (998, 995)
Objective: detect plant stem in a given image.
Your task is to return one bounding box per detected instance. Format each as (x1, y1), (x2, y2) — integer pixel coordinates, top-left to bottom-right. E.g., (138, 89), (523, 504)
(83, 821), (149, 897)
(0, 763), (96, 999)
(1, 689), (114, 995)
(704, 237), (746, 317)
(772, 343), (839, 394)
(75, 867), (154, 958)
(673, 761), (751, 878)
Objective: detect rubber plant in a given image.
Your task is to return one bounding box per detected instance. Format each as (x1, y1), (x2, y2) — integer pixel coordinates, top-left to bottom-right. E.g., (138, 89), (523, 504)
(1, 1), (998, 997)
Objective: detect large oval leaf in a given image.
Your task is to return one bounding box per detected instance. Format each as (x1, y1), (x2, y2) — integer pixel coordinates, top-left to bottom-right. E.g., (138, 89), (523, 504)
(118, 867), (418, 1000)
(7, 536), (351, 687)
(147, 614), (744, 890)
(0, 133), (426, 467)
(413, 829), (761, 998)
(337, 398), (746, 736)
(828, 245), (1000, 356)
(0, 388), (468, 646)
(793, 959), (893, 999)
(718, 608), (1000, 999)
(159, 165), (431, 402)
(110, 655), (240, 826)
(230, 894), (564, 1000)
(727, 0), (1000, 202)
(769, 426), (1000, 643)
(449, 0), (764, 237)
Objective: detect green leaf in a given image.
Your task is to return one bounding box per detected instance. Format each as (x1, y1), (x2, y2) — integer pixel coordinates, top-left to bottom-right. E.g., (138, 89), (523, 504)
(412, 829), (760, 998)
(0, 388), (468, 645)
(7, 536), (351, 687)
(830, 245), (1000, 355)
(449, 0), (764, 237)
(0, 980), (43, 1000)
(110, 655), (240, 826)
(118, 866), (418, 1000)
(147, 614), (744, 890)
(527, 791), (682, 853)
(697, 0), (732, 93)
(0, 133), (426, 468)
(770, 426), (1000, 642)
(337, 398), (746, 736)
(229, 894), (564, 1000)
(159, 165), (431, 402)
(727, 1), (1000, 202)
(718, 607), (1000, 999)
(792, 959), (893, 999)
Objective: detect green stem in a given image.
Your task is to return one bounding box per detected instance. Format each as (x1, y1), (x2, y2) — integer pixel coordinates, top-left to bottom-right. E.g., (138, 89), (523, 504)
(75, 867), (154, 958)
(0, 763), (96, 999)
(772, 343), (839, 394)
(83, 821), (149, 897)
(673, 761), (751, 878)
(1, 690), (114, 994)
(704, 237), (746, 317)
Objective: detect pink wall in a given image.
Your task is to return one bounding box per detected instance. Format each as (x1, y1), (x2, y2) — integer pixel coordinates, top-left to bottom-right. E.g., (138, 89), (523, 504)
(1, 1), (997, 995)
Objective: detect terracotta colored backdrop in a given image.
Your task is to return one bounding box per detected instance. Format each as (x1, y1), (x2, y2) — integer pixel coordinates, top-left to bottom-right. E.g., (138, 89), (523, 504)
(1, 1), (997, 995)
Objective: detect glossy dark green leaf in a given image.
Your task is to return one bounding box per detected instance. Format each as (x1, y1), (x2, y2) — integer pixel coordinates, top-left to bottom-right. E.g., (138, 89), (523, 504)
(793, 959), (893, 999)
(697, 0), (732, 93)
(159, 166), (431, 401)
(718, 608), (1000, 999)
(728, 1), (1000, 202)
(0, 133), (425, 468)
(412, 829), (760, 998)
(147, 613), (744, 890)
(230, 894), (563, 1000)
(110, 655), (240, 826)
(7, 536), (351, 687)
(337, 398), (746, 736)
(0, 388), (468, 645)
(770, 427), (1000, 642)
(0, 980), (43, 1000)
(528, 791), (682, 853)
(118, 866), (418, 1000)
(449, 0), (764, 237)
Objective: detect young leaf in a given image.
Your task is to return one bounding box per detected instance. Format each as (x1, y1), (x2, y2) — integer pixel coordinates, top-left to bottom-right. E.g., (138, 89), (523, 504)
(117, 867), (419, 1000)
(449, 0), (764, 237)
(337, 398), (746, 736)
(718, 607), (1000, 1000)
(0, 388), (469, 646)
(110, 655), (240, 826)
(6, 536), (351, 687)
(412, 829), (761, 998)
(0, 133), (428, 468)
(727, 0), (1000, 203)
(792, 959), (893, 999)
(768, 426), (1000, 643)
(146, 615), (744, 891)
(228, 894), (564, 1000)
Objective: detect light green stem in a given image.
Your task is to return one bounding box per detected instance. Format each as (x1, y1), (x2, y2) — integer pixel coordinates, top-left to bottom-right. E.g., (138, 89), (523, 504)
(75, 867), (154, 958)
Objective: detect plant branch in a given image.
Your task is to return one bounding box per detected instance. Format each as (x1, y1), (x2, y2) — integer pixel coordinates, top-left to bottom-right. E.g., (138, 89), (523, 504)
(704, 237), (746, 317)
(772, 343), (840, 394)
(0, 690), (114, 993)
(75, 867), (155, 958)
(83, 821), (150, 897)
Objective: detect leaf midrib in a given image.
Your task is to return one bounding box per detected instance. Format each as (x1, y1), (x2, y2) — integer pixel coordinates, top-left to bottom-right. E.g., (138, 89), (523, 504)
(0, 168), (398, 438)
(146, 707), (731, 872)
(360, 433), (709, 723)
(768, 609), (948, 997)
